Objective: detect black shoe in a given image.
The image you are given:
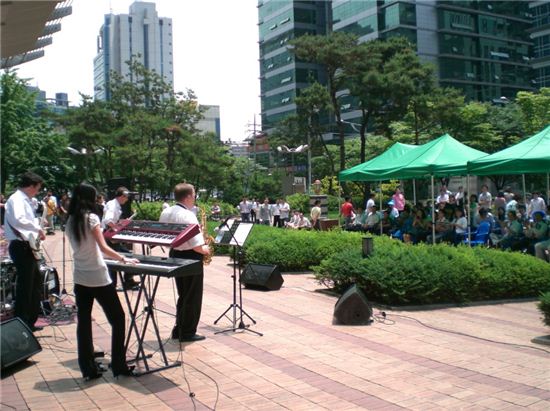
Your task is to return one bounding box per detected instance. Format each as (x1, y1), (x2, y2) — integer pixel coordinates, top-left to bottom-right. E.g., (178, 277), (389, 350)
(83, 371), (102, 381)
(30, 325), (44, 332)
(113, 365), (136, 378)
(123, 280), (140, 290)
(178, 334), (206, 342)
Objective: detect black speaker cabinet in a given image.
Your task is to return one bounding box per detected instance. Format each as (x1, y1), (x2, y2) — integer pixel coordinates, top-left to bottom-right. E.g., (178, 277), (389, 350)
(1, 318), (42, 371)
(333, 284), (372, 325)
(241, 264), (283, 291)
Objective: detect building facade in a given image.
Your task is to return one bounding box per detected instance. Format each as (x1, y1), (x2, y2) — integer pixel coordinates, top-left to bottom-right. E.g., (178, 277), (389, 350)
(93, 1), (173, 100)
(530, 1), (550, 88)
(197, 105), (222, 140)
(259, 0), (537, 131)
(258, 0), (331, 130)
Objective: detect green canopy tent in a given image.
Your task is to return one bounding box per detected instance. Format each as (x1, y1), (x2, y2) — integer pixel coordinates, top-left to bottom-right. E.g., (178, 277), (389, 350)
(339, 134), (488, 243)
(339, 142), (417, 182)
(468, 126), (550, 206)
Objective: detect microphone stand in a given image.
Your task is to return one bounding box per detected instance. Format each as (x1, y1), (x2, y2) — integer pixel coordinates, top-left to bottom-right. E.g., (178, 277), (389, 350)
(213, 218), (262, 336)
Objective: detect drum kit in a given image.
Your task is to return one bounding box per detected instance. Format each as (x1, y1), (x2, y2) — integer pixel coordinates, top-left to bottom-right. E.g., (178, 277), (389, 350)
(1, 257), (62, 320)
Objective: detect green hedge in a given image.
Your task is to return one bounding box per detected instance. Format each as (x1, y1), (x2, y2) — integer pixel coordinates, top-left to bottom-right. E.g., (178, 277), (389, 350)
(538, 292), (550, 327)
(241, 227), (550, 306)
(134, 200), (236, 221)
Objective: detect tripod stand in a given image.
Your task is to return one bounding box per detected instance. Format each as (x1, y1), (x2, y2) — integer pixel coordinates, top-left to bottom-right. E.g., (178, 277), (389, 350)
(213, 219), (262, 336)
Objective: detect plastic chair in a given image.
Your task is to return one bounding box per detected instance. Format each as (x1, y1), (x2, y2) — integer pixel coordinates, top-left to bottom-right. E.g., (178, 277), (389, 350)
(463, 222), (491, 246)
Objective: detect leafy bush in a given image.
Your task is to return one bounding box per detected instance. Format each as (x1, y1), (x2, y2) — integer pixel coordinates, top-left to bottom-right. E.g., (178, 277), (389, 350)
(286, 193), (310, 213)
(538, 292), (550, 327)
(241, 227), (550, 305)
(243, 225), (361, 271)
(135, 201), (163, 220)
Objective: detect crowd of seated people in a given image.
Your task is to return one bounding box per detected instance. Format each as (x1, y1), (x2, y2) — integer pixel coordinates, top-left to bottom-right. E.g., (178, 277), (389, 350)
(342, 186), (550, 262)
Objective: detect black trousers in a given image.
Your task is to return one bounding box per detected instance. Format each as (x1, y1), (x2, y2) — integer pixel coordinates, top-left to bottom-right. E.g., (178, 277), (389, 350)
(9, 240), (42, 328)
(169, 249), (203, 338)
(74, 283), (126, 376)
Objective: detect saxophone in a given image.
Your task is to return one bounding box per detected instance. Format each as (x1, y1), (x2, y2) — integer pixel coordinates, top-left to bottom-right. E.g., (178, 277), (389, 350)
(200, 208), (215, 265)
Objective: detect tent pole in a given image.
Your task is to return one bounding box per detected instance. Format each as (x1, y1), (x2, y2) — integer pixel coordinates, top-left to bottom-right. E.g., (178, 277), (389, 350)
(522, 174), (527, 207)
(547, 173), (549, 205)
(467, 174), (471, 246)
(379, 181), (383, 235)
(413, 179), (417, 204)
(431, 175), (435, 245)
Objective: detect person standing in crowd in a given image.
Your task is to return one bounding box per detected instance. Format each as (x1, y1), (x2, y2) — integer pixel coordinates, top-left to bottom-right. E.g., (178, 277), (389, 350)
(238, 196), (251, 222)
(279, 198), (290, 226)
(310, 200), (322, 230)
(455, 186), (465, 208)
(210, 201), (221, 220)
(43, 192), (57, 234)
(365, 192), (376, 212)
(250, 198), (258, 223)
(529, 192), (546, 219)
(102, 187), (138, 289)
(392, 187), (405, 213)
(272, 199), (281, 227)
(66, 183), (138, 380)
(436, 187), (449, 206)
(58, 192), (70, 229)
(478, 184), (492, 210)
(258, 198), (272, 225)
(162, 198), (170, 210)
(160, 183), (211, 342)
(340, 196), (355, 228)
(4, 172), (46, 332)
(95, 194), (105, 219)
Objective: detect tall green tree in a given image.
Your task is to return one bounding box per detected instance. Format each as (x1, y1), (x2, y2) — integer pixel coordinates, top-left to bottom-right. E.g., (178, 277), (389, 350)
(290, 32), (358, 173)
(1, 70), (70, 193)
(515, 87), (550, 135)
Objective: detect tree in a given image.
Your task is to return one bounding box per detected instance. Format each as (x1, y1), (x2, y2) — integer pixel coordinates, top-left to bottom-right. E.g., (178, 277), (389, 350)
(290, 32), (358, 173)
(1, 70), (71, 193)
(515, 87), (550, 135)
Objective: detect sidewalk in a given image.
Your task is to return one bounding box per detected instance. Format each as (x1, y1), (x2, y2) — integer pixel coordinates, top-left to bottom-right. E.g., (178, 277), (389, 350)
(1, 232), (549, 410)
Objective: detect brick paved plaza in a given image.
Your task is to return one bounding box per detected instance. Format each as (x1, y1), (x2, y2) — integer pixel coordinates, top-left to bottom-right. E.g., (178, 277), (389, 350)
(1, 233), (549, 410)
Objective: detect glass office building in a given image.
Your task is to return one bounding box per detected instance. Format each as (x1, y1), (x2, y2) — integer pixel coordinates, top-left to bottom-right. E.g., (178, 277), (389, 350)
(259, 1), (537, 132)
(258, 0), (330, 130)
(530, 1), (550, 88)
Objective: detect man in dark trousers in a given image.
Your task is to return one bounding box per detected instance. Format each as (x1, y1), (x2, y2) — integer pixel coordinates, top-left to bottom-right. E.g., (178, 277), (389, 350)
(4, 172), (46, 332)
(160, 183), (211, 342)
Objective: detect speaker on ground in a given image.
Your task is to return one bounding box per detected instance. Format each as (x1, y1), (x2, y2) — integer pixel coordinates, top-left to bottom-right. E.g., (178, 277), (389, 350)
(240, 264), (283, 291)
(1, 317), (42, 371)
(333, 284), (372, 325)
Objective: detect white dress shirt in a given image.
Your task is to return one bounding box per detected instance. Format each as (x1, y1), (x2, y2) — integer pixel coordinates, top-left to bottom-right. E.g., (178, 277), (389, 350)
(102, 198), (122, 229)
(159, 204), (204, 251)
(4, 189), (42, 242)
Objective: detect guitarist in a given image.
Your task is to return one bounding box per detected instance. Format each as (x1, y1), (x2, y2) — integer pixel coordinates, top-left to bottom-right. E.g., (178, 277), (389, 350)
(4, 172), (46, 332)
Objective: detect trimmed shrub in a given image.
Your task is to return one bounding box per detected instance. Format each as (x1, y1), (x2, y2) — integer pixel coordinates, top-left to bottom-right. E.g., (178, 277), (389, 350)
(286, 193), (310, 213)
(241, 227), (550, 305)
(538, 292), (550, 327)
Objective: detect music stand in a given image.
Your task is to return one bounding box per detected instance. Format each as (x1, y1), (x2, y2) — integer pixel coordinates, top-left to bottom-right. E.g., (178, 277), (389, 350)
(213, 218), (262, 336)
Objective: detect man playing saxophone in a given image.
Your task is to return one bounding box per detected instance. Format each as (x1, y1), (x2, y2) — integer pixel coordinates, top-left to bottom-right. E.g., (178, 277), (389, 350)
(159, 183), (211, 342)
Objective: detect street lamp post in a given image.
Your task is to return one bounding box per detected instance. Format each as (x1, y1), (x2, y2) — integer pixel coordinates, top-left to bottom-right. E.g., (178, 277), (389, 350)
(67, 146), (105, 181)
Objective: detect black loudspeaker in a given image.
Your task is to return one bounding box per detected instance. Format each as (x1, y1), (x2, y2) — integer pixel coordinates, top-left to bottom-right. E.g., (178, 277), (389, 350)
(241, 264), (283, 291)
(1, 318), (42, 371)
(333, 284), (372, 325)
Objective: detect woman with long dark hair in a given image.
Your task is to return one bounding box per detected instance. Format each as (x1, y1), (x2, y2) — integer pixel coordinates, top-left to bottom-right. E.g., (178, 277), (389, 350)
(66, 183), (138, 380)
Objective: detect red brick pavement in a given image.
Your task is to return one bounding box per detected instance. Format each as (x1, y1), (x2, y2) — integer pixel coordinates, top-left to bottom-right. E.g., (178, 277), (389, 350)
(1, 232), (549, 410)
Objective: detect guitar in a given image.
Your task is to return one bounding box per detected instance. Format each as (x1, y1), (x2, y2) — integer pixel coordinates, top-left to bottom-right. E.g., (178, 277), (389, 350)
(25, 232), (42, 260)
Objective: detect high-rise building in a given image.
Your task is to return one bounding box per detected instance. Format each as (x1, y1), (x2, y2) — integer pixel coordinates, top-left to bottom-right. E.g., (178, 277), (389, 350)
(529, 1), (550, 88)
(93, 1), (173, 100)
(258, 0), (331, 130)
(197, 105), (222, 140)
(259, 1), (537, 131)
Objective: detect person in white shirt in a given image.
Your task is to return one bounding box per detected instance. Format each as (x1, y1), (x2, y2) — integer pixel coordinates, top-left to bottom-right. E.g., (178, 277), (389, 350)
(102, 187), (137, 289)
(529, 192), (546, 219)
(160, 183), (211, 342)
(258, 198), (272, 225)
(4, 172), (46, 332)
(250, 198), (259, 223)
(238, 196), (251, 222)
(272, 199), (282, 227)
(162, 198), (170, 210)
(436, 187), (449, 206)
(452, 208), (468, 245)
(279, 198), (290, 226)
(286, 210), (301, 228)
(66, 183), (138, 380)
(478, 184), (492, 209)
(365, 192), (376, 212)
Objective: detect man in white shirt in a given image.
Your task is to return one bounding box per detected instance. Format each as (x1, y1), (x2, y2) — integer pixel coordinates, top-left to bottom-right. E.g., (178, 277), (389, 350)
(102, 187), (137, 289)
(4, 172), (46, 332)
(238, 197), (251, 222)
(279, 198), (290, 226)
(478, 184), (492, 209)
(160, 183), (211, 342)
(365, 192), (376, 212)
(529, 192), (546, 219)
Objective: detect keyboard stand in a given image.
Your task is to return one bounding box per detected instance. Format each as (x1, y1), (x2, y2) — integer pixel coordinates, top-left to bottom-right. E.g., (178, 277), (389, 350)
(120, 271), (181, 376)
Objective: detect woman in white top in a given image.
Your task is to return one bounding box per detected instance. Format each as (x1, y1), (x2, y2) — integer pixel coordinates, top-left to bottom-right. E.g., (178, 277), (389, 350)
(66, 183), (138, 381)
(452, 208), (468, 245)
